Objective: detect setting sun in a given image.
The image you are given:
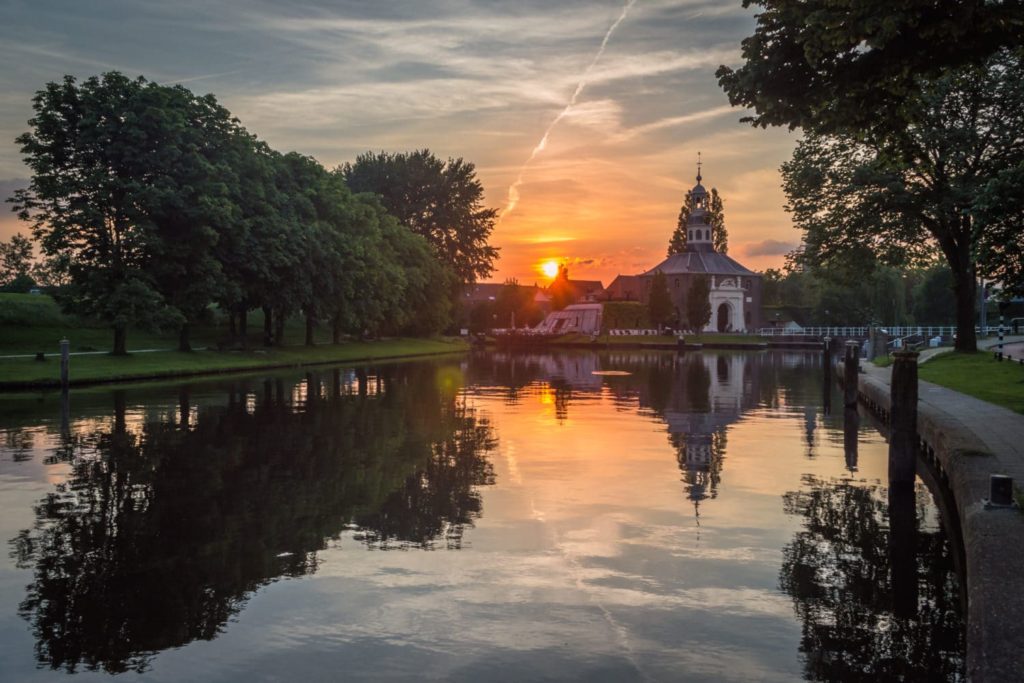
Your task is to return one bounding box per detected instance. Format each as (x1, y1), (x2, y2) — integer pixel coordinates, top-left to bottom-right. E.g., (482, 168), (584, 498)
(541, 260), (560, 279)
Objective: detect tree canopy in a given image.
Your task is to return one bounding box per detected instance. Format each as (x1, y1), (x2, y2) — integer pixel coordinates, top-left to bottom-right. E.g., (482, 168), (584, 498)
(647, 270), (674, 328)
(10, 72), (473, 353)
(716, 0), (1023, 136)
(685, 276), (712, 333)
(781, 50), (1024, 350)
(341, 149), (499, 285)
(0, 233), (33, 286)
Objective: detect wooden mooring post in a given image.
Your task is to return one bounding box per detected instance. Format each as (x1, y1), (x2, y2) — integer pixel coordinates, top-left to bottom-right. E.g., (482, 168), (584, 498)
(822, 337), (832, 415)
(843, 340), (859, 409)
(889, 350), (919, 486)
(59, 338), (70, 392)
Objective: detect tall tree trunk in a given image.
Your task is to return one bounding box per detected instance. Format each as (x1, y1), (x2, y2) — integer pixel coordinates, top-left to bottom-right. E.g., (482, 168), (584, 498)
(332, 313), (341, 344)
(239, 309), (248, 348)
(178, 322), (192, 352)
(949, 250), (978, 352)
(263, 306), (273, 346)
(113, 324), (127, 356)
(228, 311), (237, 338)
(305, 313), (315, 346)
(274, 308), (285, 347)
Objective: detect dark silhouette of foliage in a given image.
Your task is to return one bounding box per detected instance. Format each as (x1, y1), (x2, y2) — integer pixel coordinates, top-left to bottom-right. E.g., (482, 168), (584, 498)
(685, 275), (712, 333)
(341, 149), (499, 285)
(779, 476), (964, 681)
(647, 270), (674, 328)
(10, 365), (496, 673)
(716, 0), (1023, 136)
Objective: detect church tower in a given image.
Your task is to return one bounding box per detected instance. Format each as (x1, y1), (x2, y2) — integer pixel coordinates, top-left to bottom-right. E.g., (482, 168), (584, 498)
(686, 155), (714, 253)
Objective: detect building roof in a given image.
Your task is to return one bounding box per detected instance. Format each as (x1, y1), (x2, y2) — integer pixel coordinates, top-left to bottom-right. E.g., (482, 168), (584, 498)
(604, 274), (643, 300)
(566, 279), (604, 293)
(641, 251), (758, 277)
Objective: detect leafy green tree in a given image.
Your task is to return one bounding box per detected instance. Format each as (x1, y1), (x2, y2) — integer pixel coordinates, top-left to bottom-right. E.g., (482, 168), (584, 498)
(378, 214), (455, 336)
(781, 51), (1024, 350)
(761, 268), (784, 306)
(668, 188), (727, 255)
(975, 161), (1024, 297)
(668, 190), (693, 255)
(0, 233), (33, 285)
(716, 0), (1022, 136)
(12, 73), (175, 354)
(494, 278), (543, 329)
(341, 149), (499, 285)
(647, 270), (674, 329)
(685, 275), (712, 333)
(912, 265), (957, 325)
(137, 83), (249, 351)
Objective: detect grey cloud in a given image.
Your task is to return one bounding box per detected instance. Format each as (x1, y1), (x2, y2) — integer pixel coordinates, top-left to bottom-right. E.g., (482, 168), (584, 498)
(743, 239), (796, 257)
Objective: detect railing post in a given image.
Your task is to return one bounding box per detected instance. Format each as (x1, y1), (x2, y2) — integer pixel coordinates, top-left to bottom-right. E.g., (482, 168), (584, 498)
(844, 340), (859, 408)
(889, 350), (919, 486)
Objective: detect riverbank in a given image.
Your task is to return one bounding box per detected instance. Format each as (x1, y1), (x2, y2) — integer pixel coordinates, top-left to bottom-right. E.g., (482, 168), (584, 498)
(0, 338), (467, 389)
(855, 361), (1024, 681)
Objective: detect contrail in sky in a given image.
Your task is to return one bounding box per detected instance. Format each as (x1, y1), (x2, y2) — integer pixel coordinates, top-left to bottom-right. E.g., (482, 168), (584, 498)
(500, 0), (638, 222)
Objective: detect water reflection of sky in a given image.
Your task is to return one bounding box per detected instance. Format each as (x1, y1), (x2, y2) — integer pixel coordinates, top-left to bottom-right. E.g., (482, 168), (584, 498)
(0, 351), (962, 681)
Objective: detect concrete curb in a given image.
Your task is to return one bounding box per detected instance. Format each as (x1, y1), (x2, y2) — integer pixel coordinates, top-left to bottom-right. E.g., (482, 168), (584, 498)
(856, 366), (1024, 682)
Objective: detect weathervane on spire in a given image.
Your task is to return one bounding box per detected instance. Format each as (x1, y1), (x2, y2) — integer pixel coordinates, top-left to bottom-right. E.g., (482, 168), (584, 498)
(696, 151), (702, 183)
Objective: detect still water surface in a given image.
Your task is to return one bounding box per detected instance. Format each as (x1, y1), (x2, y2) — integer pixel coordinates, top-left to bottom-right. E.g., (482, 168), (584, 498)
(0, 350), (964, 681)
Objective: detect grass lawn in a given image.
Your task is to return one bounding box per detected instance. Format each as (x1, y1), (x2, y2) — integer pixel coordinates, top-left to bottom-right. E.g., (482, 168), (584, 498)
(0, 338), (467, 387)
(918, 351), (1024, 414)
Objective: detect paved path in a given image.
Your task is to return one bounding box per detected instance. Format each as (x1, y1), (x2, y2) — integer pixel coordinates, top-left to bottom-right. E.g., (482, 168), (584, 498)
(917, 334), (1024, 364)
(859, 360), (1024, 681)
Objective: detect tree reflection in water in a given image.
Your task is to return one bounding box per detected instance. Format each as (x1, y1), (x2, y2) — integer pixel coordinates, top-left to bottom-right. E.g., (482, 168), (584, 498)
(779, 476), (964, 681)
(9, 366), (495, 674)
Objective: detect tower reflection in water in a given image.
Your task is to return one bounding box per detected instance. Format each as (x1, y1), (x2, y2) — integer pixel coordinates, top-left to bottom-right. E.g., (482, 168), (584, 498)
(467, 349), (964, 678)
(6, 350), (964, 679)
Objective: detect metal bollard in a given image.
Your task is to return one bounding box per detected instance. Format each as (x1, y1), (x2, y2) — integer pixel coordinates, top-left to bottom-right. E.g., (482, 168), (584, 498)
(986, 474), (1015, 508)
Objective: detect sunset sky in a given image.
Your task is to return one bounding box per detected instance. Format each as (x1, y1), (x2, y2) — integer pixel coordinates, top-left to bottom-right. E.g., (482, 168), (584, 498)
(0, 0), (799, 286)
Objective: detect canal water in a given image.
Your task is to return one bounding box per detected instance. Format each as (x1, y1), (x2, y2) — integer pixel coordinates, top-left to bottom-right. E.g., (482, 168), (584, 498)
(0, 350), (965, 681)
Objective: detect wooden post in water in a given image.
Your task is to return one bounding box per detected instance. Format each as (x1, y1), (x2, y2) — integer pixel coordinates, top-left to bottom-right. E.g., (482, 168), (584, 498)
(843, 407), (859, 472)
(843, 340), (859, 408)
(889, 350), (919, 486)
(822, 336), (832, 415)
(59, 338), (70, 392)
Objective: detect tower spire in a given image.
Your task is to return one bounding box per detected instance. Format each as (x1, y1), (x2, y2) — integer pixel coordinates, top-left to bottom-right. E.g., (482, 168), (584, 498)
(696, 151), (702, 183)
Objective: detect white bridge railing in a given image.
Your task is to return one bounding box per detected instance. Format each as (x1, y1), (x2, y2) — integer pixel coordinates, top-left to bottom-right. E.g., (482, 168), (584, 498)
(757, 325), (1006, 338)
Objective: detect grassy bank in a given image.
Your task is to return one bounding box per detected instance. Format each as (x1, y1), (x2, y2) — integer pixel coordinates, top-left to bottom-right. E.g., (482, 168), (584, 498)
(918, 351), (1024, 414)
(0, 338), (467, 388)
